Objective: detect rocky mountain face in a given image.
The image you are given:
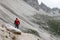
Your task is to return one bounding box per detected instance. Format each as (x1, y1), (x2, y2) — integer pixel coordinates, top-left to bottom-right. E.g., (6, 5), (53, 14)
(23, 0), (60, 15)
(0, 0), (60, 40)
(39, 2), (60, 14)
(0, 22), (41, 40)
(52, 8), (60, 13)
(23, 0), (39, 10)
(39, 2), (51, 13)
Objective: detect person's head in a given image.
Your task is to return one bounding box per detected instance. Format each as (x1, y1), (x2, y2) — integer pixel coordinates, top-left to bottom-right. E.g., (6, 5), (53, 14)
(16, 18), (18, 20)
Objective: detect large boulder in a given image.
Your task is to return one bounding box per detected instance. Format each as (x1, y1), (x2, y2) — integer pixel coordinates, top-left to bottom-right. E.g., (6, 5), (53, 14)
(3, 23), (21, 35)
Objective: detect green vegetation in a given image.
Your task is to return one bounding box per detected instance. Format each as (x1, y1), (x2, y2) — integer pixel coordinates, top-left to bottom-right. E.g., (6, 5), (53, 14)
(25, 29), (40, 37)
(32, 14), (60, 36)
(47, 20), (60, 35)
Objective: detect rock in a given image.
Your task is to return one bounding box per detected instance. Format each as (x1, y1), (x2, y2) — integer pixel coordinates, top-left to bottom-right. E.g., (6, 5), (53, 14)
(4, 23), (21, 35)
(24, 0), (39, 10)
(0, 24), (41, 40)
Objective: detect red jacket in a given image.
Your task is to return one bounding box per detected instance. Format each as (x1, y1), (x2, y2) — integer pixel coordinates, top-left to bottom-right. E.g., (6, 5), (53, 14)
(15, 19), (20, 25)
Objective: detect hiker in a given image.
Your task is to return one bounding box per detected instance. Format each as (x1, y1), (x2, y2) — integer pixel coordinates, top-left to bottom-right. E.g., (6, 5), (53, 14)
(14, 18), (20, 29)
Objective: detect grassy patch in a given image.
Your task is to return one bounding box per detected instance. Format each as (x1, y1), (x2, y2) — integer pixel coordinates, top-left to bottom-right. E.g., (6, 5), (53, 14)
(47, 20), (60, 35)
(32, 14), (60, 36)
(24, 29), (40, 37)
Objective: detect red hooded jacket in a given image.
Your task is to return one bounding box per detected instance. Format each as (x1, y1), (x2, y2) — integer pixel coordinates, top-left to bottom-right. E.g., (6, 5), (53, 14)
(14, 18), (20, 25)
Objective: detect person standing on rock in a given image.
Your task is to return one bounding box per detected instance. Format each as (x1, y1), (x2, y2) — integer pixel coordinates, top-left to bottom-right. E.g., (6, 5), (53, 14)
(14, 18), (20, 29)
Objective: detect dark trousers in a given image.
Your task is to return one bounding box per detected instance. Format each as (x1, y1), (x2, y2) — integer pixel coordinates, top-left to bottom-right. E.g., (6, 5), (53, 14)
(15, 25), (19, 29)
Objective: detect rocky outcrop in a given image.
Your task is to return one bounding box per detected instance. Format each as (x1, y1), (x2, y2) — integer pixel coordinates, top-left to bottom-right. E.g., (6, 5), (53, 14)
(24, 0), (39, 10)
(52, 8), (60, 13)
(39, 2), (51, 13)
(39, 2), (60, 14)
(0, 23), (41, 40)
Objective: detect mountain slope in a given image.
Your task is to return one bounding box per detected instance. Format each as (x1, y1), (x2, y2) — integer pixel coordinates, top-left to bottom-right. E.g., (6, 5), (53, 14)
(0, 0), (42, 40)
(39, 2), (51, 13)
(0, 0), (59, 40)
(23, 0), (39, 10)
(39, 2), (60, 15)
(0, 22), (41, 40)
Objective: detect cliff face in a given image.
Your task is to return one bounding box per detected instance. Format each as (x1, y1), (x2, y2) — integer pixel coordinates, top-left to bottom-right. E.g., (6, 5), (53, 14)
(0, 0), (41, 40)
(0, 0), (60, 40)
(24, 0), (39, 10)
(39, 2), (60, 14)
(39, 2), (51, 13)
(23, 0), (60, 14)
(52, 8), (60, 13)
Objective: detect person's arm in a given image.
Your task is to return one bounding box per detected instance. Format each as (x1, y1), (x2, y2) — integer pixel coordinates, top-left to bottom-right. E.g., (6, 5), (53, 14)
(19, 21), (20, 24)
